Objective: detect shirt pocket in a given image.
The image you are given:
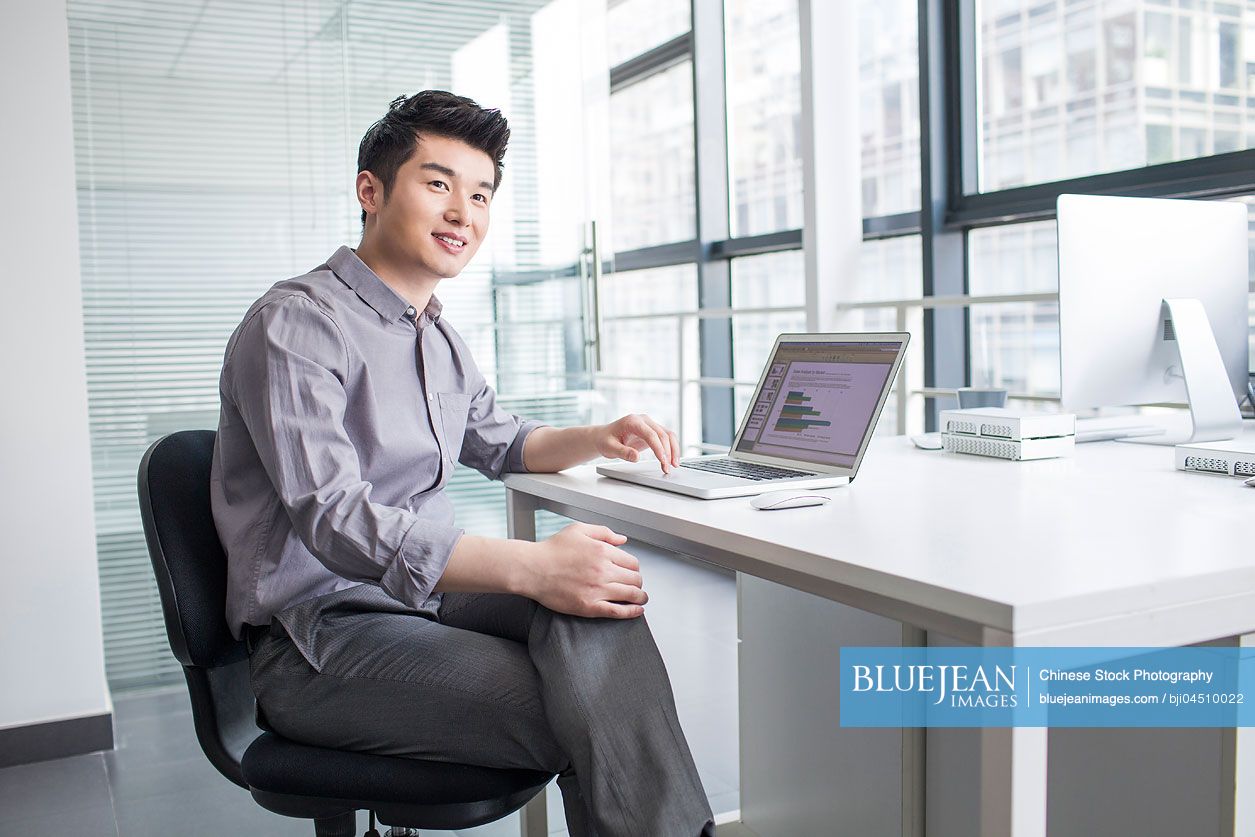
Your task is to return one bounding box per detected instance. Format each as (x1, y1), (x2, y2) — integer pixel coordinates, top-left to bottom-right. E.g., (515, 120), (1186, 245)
(436, 392), (472, 463)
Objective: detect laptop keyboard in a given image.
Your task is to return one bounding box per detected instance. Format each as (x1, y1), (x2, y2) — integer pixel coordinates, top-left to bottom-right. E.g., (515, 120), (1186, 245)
(680, 457), (817, 481)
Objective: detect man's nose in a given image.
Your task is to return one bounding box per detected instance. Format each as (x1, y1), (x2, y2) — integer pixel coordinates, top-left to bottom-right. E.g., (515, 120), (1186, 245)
(445, 197), (471, 225)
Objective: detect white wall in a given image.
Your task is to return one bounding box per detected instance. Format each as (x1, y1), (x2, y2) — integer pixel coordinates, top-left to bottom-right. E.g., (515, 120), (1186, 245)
(0, 0), (111, 729)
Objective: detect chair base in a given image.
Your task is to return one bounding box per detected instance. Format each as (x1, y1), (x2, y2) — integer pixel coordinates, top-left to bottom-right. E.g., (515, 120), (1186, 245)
(252, 781), (546, 832)
(243, 732), (552, 831)
(313, 811), (356, 837)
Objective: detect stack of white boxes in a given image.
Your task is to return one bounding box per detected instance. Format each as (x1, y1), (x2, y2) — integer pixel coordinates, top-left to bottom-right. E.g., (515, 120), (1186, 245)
(940, 408), (1076, 461)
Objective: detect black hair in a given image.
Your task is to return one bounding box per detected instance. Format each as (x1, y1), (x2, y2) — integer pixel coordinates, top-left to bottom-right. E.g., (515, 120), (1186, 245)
(356, 90), (510, 225)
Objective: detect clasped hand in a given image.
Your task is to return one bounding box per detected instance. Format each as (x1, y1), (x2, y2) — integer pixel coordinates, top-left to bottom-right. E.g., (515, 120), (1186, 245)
(523, 523), (646, 619)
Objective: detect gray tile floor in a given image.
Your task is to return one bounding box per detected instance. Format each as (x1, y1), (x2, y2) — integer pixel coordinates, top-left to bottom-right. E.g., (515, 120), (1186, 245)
(0, 543), (738, 837)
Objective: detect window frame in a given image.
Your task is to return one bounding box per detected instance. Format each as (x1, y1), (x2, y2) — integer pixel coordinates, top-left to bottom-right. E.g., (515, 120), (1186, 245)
(604, 0), (812, 449)
(607, 0), (1255, 440)
(869, 0), (1255, 428)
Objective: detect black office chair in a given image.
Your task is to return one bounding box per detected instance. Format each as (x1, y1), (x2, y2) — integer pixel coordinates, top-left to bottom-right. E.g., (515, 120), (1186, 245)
(137, 430), (553, 836)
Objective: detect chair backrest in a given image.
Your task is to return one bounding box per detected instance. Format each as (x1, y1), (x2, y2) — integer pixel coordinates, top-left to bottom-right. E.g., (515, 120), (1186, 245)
(138, 430), (258, 787)
(138, 429), (244, 670)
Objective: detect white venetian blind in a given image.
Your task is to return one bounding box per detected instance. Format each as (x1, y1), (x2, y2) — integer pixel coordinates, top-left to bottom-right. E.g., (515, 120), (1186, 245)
(68, 0), (594, 691)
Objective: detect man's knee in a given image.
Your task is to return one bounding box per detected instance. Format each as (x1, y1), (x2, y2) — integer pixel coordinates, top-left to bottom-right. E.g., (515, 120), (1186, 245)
(531, 607), (662, 664)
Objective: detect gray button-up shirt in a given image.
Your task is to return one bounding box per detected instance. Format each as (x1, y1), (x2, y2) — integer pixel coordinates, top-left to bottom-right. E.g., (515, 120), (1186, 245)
(211, 246), (543, 639)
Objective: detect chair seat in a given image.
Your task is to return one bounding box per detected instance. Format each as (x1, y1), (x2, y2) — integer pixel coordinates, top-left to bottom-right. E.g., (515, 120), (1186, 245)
(242, 732), (552, 808)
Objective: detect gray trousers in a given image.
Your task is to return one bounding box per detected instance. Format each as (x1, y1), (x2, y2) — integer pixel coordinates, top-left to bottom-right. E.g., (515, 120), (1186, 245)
(249, 585), (715, 837)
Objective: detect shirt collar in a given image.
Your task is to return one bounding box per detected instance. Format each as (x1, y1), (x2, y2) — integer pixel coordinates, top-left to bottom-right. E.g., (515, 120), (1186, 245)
(327, 245), (442, 324)
(420, 294), (443, 323)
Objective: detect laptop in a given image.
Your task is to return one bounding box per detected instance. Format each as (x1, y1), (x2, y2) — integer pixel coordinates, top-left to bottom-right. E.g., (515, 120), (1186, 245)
(597, 332), (910, 499)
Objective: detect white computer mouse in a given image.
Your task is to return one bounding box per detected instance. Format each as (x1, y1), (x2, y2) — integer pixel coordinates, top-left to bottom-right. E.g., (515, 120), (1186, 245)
(750, 490), (832, 511)
(910, 432), (943, 451)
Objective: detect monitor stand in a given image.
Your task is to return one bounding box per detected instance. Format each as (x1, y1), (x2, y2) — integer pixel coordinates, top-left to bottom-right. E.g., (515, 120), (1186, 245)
(1116, 298), (1243, 446)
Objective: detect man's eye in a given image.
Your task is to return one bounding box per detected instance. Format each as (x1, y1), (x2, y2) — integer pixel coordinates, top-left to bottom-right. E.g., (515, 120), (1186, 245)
(430, 180), (448, 190)
(473, 193), (488, 204)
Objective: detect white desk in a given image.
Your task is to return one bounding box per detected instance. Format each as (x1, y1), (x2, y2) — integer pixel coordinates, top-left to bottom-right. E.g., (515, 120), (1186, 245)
(503, 431), (1255, 837)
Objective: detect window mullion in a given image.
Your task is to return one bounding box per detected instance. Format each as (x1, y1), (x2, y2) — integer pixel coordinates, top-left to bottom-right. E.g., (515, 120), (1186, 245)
(919, 0), (970, 430)
(693, 0), (735, 446)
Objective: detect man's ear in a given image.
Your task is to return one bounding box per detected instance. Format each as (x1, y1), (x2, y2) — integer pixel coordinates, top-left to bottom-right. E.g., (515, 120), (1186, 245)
(356, 171), (383, 219)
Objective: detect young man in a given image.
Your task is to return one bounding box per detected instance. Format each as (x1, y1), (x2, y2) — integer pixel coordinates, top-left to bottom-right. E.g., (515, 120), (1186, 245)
(210, 91), (715, 836)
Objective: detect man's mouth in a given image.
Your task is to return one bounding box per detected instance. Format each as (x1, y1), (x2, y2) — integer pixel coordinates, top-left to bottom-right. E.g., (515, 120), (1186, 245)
(433, 233), (467, 252)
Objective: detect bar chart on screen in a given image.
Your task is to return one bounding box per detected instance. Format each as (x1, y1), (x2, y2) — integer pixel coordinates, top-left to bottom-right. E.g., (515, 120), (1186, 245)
(755, 361), (890, 453)
(775, 390), (834, 432)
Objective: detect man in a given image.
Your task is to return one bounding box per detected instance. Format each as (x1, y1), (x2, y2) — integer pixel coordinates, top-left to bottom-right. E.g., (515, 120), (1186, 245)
(210, 90), (715, 837)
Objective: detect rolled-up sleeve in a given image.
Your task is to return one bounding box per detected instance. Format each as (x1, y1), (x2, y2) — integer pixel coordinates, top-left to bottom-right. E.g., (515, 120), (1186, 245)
(225, 296), (461, 609)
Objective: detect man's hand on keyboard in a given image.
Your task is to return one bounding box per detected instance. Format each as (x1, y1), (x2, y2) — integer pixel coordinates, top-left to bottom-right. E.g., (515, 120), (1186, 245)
(596, 413), (680, 474)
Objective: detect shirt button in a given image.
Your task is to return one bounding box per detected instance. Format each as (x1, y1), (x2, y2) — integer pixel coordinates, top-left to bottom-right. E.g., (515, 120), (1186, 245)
(405, 306), (416, 318)
(427, 394), (433, 402)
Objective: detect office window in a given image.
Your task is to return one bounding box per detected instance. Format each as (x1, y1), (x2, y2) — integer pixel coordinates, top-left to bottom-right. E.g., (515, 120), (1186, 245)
(859, 0), (921, 217)
(855, 237), (926, 434)
(603, 262), (700, 316)
(494, 278), (581, 395)
(731, 249), (806, 308)
(968, 221), (1059, 295)
(609, 61), (697, 252)
(977, 0), (1255, 192)
(600, 262), (699, 410)
(856, 235), (925, 301)
(69, 0), (603, 690)
(725, 0), (804, 237)
(968, 301), (1061, 395)
(968, 223), (1061, 395)
(966, 206), (1255, 400)
(601, 316), (697, 387)
(731, 242), (926, 437)
(607, 0), (691, 67)
(730, 250), (807, 391)
(599, 265), (701, 447)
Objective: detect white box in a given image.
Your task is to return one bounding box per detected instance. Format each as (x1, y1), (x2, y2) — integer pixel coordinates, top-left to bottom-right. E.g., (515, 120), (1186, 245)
(1174, 439), (1255, 477)
(942, 433), (1076, 461)
(939, 407), (1076, 442)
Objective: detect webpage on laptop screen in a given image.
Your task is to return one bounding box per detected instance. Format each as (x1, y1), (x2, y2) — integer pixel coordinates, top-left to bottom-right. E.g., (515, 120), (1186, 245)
(734, 342), (898, 468)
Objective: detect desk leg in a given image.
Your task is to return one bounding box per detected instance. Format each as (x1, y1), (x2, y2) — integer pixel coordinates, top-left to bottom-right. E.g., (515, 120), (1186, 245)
(507, 489), (546, 837)
(979, 628), (1046, 837)
(979, 726), (1047, 837)
(902, 626), (926, 837)
(1220, 634), (1244, 837)
(520, 791), (549, 837)
(506, 488), (539, 542)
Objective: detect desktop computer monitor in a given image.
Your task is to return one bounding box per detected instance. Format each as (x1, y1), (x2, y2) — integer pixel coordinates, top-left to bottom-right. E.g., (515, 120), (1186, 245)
(1057, 194), (1249, 444)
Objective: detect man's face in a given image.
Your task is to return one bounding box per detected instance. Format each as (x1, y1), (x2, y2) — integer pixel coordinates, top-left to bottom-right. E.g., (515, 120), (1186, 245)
(366, 134), (495, 279)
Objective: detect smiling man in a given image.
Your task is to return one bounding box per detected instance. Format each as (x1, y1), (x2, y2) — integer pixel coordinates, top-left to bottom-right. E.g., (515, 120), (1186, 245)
(210, 91), (715, 837)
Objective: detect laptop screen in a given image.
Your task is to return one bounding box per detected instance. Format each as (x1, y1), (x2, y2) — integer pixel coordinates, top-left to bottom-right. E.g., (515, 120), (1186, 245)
(733, 339), (904, 469)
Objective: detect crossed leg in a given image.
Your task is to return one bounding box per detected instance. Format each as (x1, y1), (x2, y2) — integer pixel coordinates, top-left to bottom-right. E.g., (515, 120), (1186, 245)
(251, 585), (714, 837)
